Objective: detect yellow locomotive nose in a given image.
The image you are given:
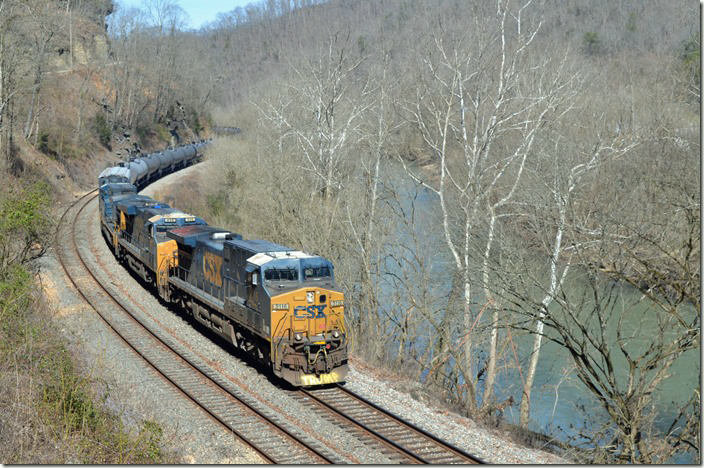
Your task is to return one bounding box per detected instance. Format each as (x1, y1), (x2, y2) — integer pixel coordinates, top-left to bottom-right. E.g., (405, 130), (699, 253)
(270, 286), (348, 386)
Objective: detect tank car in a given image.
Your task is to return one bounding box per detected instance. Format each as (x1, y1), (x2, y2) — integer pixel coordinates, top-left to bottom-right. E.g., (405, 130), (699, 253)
(142, 152), (162, 181)
(127, 158), (148, 187)
(156, 150), (174, 176)
(183, 144), (198, 162)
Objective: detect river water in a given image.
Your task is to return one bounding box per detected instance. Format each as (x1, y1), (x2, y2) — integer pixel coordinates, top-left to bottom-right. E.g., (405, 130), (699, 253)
(374, 168), (699, 463)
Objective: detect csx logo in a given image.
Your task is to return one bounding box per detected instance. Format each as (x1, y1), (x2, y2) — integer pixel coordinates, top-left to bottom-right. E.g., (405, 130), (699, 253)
(203, 251), (223, 287)
(294, 305), (326, 318)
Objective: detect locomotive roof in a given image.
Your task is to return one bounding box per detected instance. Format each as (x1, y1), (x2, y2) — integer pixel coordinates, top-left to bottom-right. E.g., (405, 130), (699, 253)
(147, 210), (206, 225)
(141, 206), (181, 218)
(247, 250), (315, 267)
(100, 182), (136, 191)
(167, 228), (313, 263)
(167, 225), (240, 247)
(98, 166), (130, 179)
(223, 239), (322, 267)
(114, 194), (151, 203)
(115, 196), (170, 214)
(225, 238), (294, 255)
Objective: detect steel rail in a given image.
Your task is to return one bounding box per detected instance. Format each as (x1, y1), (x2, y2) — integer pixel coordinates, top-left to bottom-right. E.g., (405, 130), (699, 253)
(300, 384), (486, 464)
(56, 192), (335, 464)
(335, 384), (486, 463)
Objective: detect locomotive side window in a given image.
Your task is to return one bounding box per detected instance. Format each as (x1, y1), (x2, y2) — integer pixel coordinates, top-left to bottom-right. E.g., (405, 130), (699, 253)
(247, 270), (259, 286)
(303, 265), (331, 280)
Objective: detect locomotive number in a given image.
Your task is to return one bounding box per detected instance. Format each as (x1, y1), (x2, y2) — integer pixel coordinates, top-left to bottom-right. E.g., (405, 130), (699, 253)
(293, 305), (326, 319)
(203, 251), (223, 287)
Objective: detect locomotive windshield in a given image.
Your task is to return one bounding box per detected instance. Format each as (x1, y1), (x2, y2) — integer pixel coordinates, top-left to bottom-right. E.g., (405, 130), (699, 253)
(258, 256), (334, 287)
(264, 267), (299, 281)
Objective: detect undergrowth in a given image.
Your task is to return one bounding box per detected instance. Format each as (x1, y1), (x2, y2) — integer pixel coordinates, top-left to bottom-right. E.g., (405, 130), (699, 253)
(0, 178), (175, 464)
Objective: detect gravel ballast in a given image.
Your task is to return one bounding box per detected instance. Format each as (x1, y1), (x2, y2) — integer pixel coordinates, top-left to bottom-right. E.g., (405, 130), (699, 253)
(38, 162), (572, 464)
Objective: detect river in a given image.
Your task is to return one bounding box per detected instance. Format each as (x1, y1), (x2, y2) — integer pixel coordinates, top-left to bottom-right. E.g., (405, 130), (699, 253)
(373, 166), (699, 463)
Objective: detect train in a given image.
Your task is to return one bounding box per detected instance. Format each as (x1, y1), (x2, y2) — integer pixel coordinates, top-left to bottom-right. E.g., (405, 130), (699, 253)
(97, 142), (349, 387)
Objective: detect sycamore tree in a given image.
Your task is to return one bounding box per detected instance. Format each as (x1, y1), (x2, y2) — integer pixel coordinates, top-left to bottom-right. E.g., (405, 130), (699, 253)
(398, 0), (580, 416)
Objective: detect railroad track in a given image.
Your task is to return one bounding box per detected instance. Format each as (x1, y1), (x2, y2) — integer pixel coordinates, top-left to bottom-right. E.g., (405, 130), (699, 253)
(295, 385), (486, 464)
(57, 190), (488, 464)
(56, 191), (342, 464)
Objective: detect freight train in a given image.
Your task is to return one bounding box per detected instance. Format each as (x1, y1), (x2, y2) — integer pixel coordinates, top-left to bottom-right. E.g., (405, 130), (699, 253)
(98, 143), (349, 387)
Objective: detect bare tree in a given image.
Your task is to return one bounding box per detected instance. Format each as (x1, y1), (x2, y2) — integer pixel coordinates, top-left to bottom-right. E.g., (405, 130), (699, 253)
(342, 48), (404, 356)
(22, 2), (56, 141)
(143, 0), (188, 121)
(494, 99), (698, 460)
(0, 0), (33, 172)
(255, 31), (371, 201)
(107, 6), (148, 128)
(398, 0), (580, 415)
(510, 130), (639, 427)
(517, 253), (699, 463)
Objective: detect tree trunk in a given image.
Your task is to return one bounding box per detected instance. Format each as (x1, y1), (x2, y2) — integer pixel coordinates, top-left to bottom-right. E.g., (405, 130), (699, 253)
(462, 267), (478, 415)
(481, 212), (498, 408)
(520, 195), (568, 427)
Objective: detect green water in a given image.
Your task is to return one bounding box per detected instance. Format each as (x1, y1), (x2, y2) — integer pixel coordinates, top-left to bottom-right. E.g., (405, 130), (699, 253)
(380, 169), (700, 462)
(503, 274), (700, 461)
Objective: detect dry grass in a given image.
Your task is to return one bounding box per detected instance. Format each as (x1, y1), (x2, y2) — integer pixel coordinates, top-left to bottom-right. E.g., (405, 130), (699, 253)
(0, 255), (177, 464)
(0, 174), (177, 464)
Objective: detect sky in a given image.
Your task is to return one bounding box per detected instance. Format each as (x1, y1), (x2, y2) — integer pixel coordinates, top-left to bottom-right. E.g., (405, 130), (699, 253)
(115, 0), (254, 29)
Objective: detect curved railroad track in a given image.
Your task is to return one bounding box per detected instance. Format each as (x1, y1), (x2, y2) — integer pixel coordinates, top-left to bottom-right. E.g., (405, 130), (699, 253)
(57, 188), (488, 464)
(295, 384), (486, 464)
(56, 191), (340, 464)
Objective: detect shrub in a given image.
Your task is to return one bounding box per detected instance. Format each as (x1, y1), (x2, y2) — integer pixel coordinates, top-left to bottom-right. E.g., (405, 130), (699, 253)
(38, 132), (50, 155)
(681, 34), (700, 85)
(93, 113), (112, 148)
(189, 109), (204, 135)
(583, 31), (601, 55)
(0, 183), (175, 463)
(0, 180), (52, 270)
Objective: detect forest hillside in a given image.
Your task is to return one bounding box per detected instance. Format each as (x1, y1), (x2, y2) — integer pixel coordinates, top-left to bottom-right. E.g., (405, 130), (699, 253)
(0, 0), (699, 464)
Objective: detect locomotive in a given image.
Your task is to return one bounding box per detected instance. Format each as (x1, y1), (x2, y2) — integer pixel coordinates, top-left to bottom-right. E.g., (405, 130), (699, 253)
(98, 144), (349, 387)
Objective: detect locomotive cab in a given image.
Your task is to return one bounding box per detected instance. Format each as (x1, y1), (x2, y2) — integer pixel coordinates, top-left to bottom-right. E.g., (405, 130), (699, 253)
(245, 251), (348, 386)
(98, 183), (138, 240)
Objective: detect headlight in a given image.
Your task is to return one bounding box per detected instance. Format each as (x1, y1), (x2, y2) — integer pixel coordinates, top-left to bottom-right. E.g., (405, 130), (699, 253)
(332, 330), (340, 339)
(294, 332), (303, 341)
(306, 291), (314, 303)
